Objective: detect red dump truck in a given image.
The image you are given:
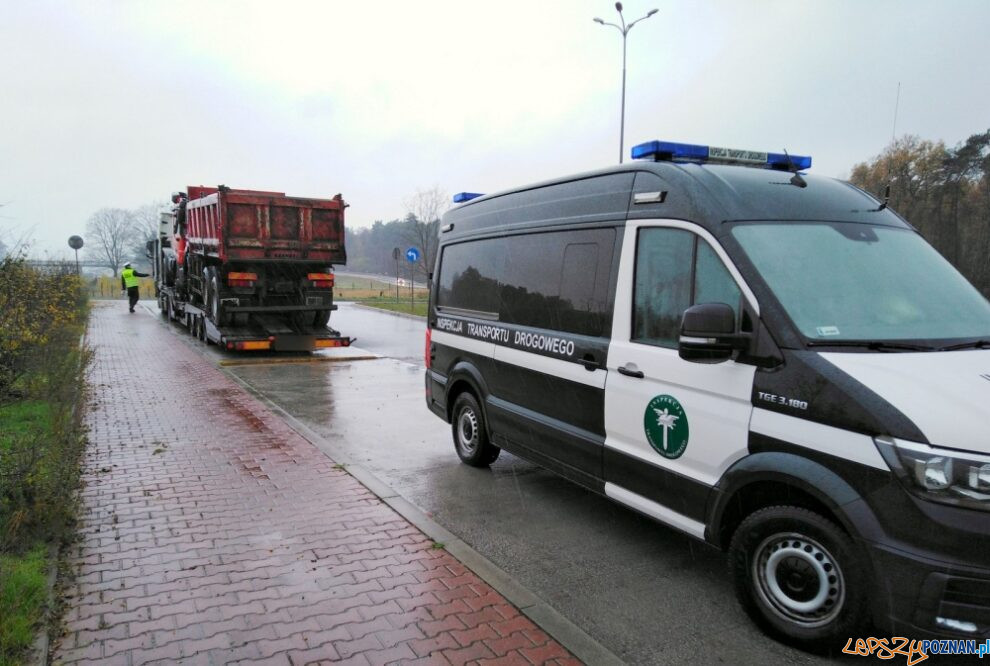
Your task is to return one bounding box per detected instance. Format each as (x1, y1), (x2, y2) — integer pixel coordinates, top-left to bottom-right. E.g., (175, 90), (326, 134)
(150, 185), (352, 351)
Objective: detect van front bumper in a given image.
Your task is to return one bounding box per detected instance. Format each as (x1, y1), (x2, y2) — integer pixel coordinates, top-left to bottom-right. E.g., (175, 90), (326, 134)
(868, 541), (990, 639)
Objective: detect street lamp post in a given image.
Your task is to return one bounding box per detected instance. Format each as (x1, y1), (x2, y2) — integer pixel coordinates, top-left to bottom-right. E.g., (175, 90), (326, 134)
(594, 3), (658, 163)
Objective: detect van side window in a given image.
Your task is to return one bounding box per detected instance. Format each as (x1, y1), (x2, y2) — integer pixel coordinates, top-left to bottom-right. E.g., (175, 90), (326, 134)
(633, 228), (740, 348)
(437, 241), (502, 316)
(633, 229), (693, 347)
(437, 229), (616, 336)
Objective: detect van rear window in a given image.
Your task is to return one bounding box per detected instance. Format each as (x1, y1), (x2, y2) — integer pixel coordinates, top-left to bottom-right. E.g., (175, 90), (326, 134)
(437, 229), (616, 337)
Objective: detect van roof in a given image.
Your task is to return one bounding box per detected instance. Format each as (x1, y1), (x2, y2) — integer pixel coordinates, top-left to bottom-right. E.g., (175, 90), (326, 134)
(442, 161), (912, 239)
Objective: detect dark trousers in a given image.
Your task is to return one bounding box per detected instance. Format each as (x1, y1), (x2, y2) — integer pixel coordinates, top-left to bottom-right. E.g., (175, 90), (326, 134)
(127, 286), (140, 311)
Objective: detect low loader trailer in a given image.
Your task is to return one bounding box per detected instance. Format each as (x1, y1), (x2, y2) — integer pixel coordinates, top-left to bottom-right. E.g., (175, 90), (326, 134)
(150, 185), (353, 352)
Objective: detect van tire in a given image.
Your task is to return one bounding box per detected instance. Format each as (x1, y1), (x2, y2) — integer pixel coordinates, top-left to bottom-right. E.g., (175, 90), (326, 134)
(451, 392), (500, 467)
(728, 505), (869, 650)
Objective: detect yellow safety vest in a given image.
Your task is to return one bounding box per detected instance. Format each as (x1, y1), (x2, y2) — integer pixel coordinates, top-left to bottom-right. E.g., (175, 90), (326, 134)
(122, 268), (139, 289)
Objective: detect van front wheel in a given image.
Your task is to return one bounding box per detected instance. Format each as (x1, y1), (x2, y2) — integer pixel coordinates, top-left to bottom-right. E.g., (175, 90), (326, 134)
(451, 393), (500, 467)
(728, 506), (869, 649)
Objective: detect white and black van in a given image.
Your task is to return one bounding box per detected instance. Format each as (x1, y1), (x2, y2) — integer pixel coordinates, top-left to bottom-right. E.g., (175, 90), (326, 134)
(424, 140), (990, 648)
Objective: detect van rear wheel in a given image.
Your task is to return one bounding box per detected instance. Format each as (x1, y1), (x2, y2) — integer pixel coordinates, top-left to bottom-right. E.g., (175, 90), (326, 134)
(728, 506), (869, 650)
(451, 393), (500, 467)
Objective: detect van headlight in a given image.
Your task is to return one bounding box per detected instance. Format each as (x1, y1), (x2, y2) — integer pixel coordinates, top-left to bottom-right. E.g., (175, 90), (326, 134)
(874, 436), (990, 511)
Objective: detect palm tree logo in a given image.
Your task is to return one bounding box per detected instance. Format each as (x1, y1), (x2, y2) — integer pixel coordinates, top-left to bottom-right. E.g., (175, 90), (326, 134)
(653, 408), (680, 452)
(643, 395), (689, 459)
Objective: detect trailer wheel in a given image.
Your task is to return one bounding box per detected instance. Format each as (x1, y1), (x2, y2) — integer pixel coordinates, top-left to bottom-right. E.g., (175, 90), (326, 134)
(314, 310), (331, 328)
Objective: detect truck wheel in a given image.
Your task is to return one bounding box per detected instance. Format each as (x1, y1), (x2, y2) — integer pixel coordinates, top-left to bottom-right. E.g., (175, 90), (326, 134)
(314, 310), (331, 328)
(202, 267), (212, 310)
(450, 392), (500, 467)
(289, 310), (311, 331)
(165, 257), (176, 287)
(208, 268), (232, 326)
(728, 506), (869, 649)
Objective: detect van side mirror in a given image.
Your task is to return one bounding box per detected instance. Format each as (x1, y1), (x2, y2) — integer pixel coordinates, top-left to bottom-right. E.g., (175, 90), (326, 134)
(678, 303), (750, 363)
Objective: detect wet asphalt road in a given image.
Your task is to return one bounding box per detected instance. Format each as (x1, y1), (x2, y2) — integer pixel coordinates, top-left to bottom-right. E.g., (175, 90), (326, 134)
(181, 302), (848, 664)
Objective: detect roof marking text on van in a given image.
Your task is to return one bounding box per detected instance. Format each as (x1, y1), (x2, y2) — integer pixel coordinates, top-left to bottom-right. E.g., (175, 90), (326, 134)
(709, 146), (768, 164)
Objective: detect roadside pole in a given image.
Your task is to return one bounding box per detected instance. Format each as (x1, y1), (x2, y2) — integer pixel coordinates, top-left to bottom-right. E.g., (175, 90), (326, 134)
(392, 247), (400, 303)
(405, 247), (421, 314)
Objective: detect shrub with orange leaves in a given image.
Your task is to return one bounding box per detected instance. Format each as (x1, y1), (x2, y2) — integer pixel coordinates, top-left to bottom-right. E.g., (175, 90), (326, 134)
(0, 254), (87, 400)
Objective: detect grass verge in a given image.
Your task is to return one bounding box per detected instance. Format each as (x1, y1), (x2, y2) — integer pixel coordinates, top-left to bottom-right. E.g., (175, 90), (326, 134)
(0, 546), (47, 665)
(353, 298), (427, 317)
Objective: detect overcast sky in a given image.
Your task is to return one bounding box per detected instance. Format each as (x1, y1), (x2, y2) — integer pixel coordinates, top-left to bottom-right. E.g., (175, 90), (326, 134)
(3, 0), (989, 259)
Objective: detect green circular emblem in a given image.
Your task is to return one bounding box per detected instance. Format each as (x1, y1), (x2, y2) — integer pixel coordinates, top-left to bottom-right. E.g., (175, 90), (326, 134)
(643, 394), (689, 459)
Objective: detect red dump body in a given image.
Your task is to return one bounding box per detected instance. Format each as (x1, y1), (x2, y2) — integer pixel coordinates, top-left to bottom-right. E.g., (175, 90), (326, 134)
(184, 186), (346, 265)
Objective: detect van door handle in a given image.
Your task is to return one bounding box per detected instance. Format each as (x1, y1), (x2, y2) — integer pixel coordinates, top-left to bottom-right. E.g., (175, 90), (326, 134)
(580, 354), (598, 371)
(617, 364), (644, 379)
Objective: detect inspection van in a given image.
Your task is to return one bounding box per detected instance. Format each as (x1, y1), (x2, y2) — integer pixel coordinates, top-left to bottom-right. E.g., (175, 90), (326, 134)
(423, 139), (990, 648)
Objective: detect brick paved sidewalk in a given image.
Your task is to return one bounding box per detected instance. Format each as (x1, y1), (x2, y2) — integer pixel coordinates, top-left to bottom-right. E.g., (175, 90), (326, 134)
(55, 302), (577, 665)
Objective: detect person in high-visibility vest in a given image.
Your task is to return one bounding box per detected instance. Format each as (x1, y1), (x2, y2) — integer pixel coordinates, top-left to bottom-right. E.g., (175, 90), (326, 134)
(120, 262), (149, 313)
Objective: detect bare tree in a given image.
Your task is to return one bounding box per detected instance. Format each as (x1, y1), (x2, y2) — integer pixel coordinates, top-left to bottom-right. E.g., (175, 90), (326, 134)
(402, 186), (448, 281)
(129, 202), (165, 265)
(86, 208), (136, 276)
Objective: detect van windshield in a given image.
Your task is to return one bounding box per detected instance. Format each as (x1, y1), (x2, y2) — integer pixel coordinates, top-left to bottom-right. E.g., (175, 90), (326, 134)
(731, 222), (990, 345)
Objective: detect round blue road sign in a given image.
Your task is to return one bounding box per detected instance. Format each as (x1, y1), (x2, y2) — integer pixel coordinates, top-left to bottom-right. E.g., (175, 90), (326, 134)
(406, 247), (420, 263)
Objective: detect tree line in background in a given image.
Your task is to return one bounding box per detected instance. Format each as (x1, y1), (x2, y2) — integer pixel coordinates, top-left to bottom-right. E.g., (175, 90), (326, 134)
(849, 129), (990, 297)
(343, 186), (446, 281)
(85, 203), (162, 276)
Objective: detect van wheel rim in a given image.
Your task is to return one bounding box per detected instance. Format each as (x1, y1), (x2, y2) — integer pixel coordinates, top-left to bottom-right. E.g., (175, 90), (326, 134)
(753, 532), (844, 627)
(457, 409), (479, 455)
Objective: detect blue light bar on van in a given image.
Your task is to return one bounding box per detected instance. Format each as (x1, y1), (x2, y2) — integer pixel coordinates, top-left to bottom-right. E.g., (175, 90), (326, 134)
(453, 192), (484, 203)
(631, 140), (812, 171)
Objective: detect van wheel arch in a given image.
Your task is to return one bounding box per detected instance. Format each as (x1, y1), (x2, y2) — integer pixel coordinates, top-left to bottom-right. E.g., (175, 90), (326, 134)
(443, 363), (491, 422)
(708, 452), (876, 550)
(714, 480), (842, 551)
(445, 378), (485, 424)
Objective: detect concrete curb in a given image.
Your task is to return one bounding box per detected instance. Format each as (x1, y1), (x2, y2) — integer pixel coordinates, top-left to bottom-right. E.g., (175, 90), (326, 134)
(221, 370), (624, 666)
(217, 354), (379, 367)
(31, 543), (59, 666)
(346, 301), (426, 322)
